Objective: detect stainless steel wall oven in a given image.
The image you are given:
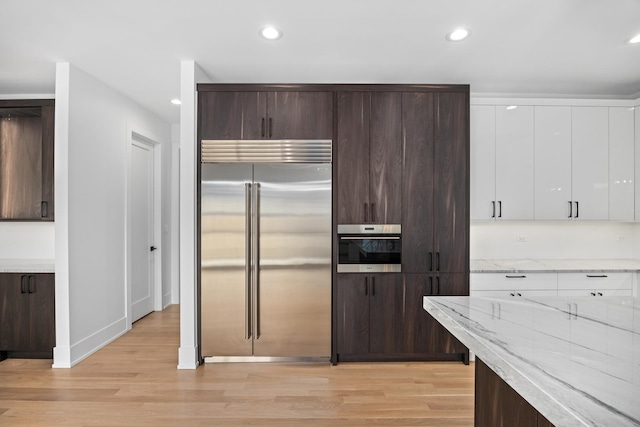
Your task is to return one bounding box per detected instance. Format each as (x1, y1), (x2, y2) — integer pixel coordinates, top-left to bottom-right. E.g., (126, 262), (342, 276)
(337, 224), (401, 273)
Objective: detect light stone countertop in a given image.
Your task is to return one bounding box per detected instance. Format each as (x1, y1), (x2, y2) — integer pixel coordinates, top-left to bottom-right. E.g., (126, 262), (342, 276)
(471, 258), (640, 273)
(424, 296), (640, 427)
(0, 259), (55, 273)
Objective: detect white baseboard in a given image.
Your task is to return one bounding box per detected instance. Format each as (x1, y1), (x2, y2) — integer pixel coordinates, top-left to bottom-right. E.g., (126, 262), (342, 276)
(52, 317), (128, 368)
(177, 346), (199, 369)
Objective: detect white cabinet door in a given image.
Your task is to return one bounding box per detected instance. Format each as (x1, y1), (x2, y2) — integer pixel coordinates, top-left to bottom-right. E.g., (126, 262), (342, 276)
(557, 272), (633, 291)
(495, 106), (534, 220)
(471, 272), (557, 292)
(534, 106), (572, 220)
(635, 107), (640, 221)
(470, 105), (496, 220)
(609, 107), (635, 221)
(571, 107), (609, 220)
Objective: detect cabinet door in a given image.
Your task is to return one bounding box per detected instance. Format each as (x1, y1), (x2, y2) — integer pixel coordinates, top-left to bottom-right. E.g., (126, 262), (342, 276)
(609, 107), (634, 221)
(470, 105), (496, 220)
(636, 107), (640, 222)
(369, 274), (403, 354)
(369, 92), (402, 224)
(267, 92), (333, 140)
(534, 106), (572, 220)
(336, 274), (369, 355)
(403, 274), (467, 355)
(198, 91), (266, 140)
(402, 92), (435, 273)
(27, 274), (55, 354)
(434, 93), (469, 273)
(572, 107), (609, 220)
(495, 105), (534, 220)
(0, 115), (43, 220)
(0, 274), (29, 351)
(336, 92), (370, 223)
(40, 104), (54, 221)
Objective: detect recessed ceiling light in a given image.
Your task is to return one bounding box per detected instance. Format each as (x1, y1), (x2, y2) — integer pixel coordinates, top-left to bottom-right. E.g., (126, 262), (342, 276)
(629, 33), (640, 44)
(446, 27), (471, 42)
(259, 26), (283, 41)
(506, 105), (518, 110)
(170, 99), (181, 105)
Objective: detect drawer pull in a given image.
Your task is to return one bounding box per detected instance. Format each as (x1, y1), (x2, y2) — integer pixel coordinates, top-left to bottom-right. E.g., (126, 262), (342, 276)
(586, 275), (607, 278)
(505, 275), (526, 279)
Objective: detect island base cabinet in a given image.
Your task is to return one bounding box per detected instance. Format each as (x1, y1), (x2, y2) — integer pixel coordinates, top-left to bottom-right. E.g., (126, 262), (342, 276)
(475, 358), (554, 427)
(0, 273), (55, 360)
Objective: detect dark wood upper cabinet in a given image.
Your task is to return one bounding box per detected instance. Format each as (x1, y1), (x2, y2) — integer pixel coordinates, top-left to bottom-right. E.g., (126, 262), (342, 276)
(337, 91), (402, 224)
(402, 92), (469, 274)
(198, 90), (332, 141)
(0, 100), (54, 221)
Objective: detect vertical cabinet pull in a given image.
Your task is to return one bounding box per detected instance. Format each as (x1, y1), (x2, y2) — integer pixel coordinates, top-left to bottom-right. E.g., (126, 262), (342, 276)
(435, 276), (440, 295)
(41, 201), (48, 218)
(436, 252), (440, 271)
(371, 203), (376, 223)
(568, 201), (573, 218)
(244, 183), (252, 340)
(428, 277), (433, 294)
(20, 275), (27, 293)
(268, 118), (273, 138)
(364, 203), (368, 222)
(498, 201), (502, 218)
(575, 201), (579, 218)
(28, 275), (36, 293)
(491, 201), (496, 218)
(261, 118), (265, 137)
(428, 252), (433, 271)
(364, 276), (368, 296)
(371, 276), (375, 296)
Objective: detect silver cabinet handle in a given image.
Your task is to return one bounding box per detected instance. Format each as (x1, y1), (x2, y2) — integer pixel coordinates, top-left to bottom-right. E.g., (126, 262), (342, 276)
(244, 183), (252, 340)
(573, 303), (578, 319)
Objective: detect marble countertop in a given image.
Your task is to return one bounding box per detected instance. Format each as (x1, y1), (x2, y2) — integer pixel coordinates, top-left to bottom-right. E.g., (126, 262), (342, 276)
(423, 296), (640, 427)
(471, 258), (640, 273)
(0, 259), (55, 273)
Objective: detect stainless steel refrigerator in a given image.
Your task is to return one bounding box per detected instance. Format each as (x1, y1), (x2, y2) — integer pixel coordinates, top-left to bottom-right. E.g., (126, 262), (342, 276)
(200, 140), (332, 361)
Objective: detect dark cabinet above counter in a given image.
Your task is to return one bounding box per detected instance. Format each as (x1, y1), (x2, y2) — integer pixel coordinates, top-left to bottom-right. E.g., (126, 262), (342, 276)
(0, 99), (55, 221)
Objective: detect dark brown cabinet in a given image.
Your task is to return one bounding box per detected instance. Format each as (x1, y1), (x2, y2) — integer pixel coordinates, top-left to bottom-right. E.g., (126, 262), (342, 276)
(336, 92), (402, 224)
(0, 100), (54, 221)
(402, 274), (468, 356)
(336, 273), (403, 357)
(402, 92), (469, 274)
(0, 273), (55, 360)
(475, 358), (554, 427)
(198, 90), (333, 140)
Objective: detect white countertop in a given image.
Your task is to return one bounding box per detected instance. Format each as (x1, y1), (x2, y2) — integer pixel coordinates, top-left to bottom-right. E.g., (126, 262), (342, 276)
(0, 259), (55, 273)
(423, 296), (640, 427)
(471, 258), (640, 273)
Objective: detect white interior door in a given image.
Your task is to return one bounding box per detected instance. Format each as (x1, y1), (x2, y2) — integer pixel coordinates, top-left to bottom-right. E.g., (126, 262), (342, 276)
(131, 139), (155, 322)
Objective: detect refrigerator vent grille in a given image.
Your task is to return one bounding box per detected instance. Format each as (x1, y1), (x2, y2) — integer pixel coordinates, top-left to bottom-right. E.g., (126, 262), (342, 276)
(201, 140), (332, 163)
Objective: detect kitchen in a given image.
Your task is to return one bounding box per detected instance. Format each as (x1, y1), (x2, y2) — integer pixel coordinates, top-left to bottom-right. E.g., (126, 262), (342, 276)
(1, 1), (640, 425)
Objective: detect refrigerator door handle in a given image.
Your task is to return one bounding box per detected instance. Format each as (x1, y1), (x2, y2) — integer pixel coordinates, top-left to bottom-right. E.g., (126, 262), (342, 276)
(253, 182), (261, 340)
(244, 183), (252, 340)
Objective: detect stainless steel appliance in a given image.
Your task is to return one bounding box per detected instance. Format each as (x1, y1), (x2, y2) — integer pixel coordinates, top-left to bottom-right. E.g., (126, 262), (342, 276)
(337, 224), (402, 273)
(200, 140), (332, 361)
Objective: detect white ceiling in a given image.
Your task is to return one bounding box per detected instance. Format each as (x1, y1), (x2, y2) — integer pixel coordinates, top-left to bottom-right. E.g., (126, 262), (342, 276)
(1, 0), (639, 124)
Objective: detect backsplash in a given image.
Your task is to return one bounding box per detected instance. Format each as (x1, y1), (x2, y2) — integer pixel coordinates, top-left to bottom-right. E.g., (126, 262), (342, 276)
(471, 221), (639, 259)
(0, 222), (55, 259)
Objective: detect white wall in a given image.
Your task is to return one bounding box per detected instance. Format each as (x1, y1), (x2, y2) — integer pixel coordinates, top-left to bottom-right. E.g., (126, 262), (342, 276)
(53, 63), (171, 368)
(471, 222), (638, 259)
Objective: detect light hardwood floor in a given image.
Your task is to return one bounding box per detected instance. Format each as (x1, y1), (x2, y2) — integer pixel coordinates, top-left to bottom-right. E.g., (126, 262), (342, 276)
(0, 305), (474, 426)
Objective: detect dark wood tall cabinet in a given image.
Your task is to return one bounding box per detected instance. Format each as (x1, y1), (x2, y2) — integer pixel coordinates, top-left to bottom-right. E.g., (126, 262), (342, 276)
(336, 92), (402, 224)
(0, 273), (55, 360)
(0, 99), (54, 221)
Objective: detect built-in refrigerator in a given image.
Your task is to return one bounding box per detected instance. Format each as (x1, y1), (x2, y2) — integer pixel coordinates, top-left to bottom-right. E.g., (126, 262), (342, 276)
(200, 140), (332, 361)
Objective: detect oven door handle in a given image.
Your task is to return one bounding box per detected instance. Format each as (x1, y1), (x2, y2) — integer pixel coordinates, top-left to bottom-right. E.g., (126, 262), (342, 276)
(338, 236), (401, 240)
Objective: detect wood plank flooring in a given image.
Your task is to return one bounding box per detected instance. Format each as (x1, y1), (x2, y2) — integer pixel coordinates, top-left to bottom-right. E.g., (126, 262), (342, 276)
(0, 305), (474, 426)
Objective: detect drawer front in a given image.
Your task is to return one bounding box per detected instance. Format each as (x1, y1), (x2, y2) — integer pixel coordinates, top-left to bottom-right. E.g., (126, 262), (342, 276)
(471, 273), (557, 291)
(472, 289), (557, 297)
(558, 289), (633, 297)
(557, 272), (633, 291)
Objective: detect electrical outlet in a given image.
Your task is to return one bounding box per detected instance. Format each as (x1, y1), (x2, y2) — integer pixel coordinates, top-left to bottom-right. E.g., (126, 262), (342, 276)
(516, 236), (527, 243)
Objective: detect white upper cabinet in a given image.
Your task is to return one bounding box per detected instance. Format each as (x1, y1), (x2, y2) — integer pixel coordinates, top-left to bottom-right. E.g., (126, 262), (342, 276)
(495, 106), (534, 220)
(635, 107), (640, 221)
(571, 107), (609, 220)
(470, 106), (496, 220)
(608, 107), (635, 221)
(534, 106), (572, 220)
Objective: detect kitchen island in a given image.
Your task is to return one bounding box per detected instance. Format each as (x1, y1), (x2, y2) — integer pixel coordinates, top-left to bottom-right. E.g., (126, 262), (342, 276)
(423, 296), (640, 427)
